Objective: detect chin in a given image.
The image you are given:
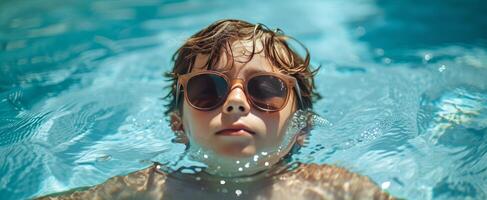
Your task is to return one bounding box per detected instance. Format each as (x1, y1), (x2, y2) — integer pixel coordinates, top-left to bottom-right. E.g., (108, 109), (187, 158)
(218, 145), (257, 158)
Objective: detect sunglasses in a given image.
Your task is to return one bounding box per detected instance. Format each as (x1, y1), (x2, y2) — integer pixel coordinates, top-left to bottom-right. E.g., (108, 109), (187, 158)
(176, 71), (303, 112)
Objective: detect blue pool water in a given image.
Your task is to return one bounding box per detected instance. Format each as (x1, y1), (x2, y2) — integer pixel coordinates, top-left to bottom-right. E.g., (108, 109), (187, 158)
(1, 0), (486, 199)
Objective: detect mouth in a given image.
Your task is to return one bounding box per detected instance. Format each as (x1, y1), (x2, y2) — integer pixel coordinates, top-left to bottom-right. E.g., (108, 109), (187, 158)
(216, 125), (256, 136)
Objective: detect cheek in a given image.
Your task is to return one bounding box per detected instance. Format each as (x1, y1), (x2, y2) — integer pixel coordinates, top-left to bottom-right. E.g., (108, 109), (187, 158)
(182, 101), (216, 141)
(183, 101), (222, 148)
(260, 97), (296, 140)
(253, 111), (283, 147)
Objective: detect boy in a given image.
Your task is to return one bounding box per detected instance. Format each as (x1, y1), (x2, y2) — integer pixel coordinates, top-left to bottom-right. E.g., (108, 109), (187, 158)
(38, 19), (394, 200)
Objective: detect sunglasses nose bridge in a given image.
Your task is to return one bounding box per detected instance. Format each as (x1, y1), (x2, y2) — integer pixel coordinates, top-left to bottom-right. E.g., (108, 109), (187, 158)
(230, 79), (245, 90)
(227, 78), (248, 102)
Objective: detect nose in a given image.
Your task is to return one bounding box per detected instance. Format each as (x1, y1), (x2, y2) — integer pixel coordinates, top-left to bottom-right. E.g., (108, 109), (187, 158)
(222, 83), (251, 115)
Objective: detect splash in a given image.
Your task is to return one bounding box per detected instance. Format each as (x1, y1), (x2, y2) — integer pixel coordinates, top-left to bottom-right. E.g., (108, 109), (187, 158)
(164, 110), (331, 177)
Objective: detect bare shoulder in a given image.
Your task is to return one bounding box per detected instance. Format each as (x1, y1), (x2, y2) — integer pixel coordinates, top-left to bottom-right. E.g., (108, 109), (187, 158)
(270, 163), (396, 200)
(35, 164), (167, 200)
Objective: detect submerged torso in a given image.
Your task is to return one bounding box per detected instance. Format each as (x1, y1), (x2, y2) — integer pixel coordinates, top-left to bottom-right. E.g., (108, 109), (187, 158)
(36, 163), (394, 200)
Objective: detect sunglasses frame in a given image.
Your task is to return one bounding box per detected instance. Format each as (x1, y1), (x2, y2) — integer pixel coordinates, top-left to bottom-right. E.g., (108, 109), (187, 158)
(175, 70), (304, 112)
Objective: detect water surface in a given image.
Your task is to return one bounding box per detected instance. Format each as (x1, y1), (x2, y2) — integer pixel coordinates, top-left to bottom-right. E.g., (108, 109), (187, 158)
(1, 0), (486, 199)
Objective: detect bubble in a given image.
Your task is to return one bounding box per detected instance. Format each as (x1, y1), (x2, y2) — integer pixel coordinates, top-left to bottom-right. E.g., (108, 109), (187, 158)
(238, 167), (243, 171)
(355, 26), (366, 37)
(424, 53), (432, 62)
(203, 154), (208, 159)
(236, 160), (240, 164)
(311, 114), (332, 127)
(195, 176), (201, 181)
(220, 180), (226, 185)
(264, 162), (269, 166)
(235, 189), (242, 196)
(244, 163), (250, 168)
(261, 152), (268, 156)
(382, 57), (392, 64)
(438, 64), (447, 72)
(253, 155), (259, 161)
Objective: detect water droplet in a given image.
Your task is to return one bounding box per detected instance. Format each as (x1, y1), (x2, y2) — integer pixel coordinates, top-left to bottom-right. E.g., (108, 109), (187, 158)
(438, 64), (446, 72)
(238, 167), (243, 171)
(261, 152), (268, 156)
(236, 160), (240, 164)
(195, 176), (201, 181)
(244, 163), (250, 168)
(424, 53), (432, 62)
(203, 154), (208, 159)
(264, 162), (269, 166)
(381, 181), (391, 189)
(156, 165), (161, 170)
(253, 155), (259, 161)
(220, 180), (226, 185)
(235, 189), (242, 196)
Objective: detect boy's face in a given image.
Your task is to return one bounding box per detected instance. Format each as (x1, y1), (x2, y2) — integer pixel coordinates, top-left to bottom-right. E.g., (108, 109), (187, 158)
(176, 40), (298, 169)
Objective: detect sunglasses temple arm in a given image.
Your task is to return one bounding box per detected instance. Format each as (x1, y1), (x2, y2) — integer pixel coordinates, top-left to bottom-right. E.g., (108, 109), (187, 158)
(294, 82), (305, 110)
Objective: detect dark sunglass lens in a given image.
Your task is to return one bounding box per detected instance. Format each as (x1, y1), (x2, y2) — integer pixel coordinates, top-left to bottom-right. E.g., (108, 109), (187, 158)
(187, 74), (228, 109)
(248, 75), (288, 110)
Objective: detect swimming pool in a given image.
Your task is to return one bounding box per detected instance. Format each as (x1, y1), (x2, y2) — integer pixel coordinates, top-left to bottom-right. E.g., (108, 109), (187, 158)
(1, 0), (486, 199)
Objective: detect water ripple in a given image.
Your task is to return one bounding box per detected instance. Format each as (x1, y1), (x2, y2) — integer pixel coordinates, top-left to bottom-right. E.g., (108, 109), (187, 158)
(420, 87), (487, 144)
(0, 111), (49, 146)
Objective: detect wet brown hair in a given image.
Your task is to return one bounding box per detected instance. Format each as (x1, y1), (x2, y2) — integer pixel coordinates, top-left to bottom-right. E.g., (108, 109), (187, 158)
(164, 19), (321, 115)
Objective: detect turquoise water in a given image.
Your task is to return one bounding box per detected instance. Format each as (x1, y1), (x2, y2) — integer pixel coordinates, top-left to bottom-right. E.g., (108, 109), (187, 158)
(1, 0), (486, 199)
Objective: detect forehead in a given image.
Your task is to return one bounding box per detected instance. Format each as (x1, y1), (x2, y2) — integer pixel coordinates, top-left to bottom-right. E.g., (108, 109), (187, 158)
(191, 40), (279, 75)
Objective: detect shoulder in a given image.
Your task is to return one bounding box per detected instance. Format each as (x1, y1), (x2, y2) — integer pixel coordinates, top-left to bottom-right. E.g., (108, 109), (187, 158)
(35, 164), (167, 200)
(271, 163), (396, 200)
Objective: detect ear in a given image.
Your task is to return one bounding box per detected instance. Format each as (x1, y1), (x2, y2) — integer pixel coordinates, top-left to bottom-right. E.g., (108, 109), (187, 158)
(296, 132), (306, 146)
(169, 112), (188, 144)
(169, 111), (183, 131)
(296, 127), (309, 146)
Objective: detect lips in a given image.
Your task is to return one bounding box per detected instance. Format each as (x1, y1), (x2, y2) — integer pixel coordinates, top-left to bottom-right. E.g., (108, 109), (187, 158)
(216, 124), (255, 136)
(217, 129), (253, 136)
